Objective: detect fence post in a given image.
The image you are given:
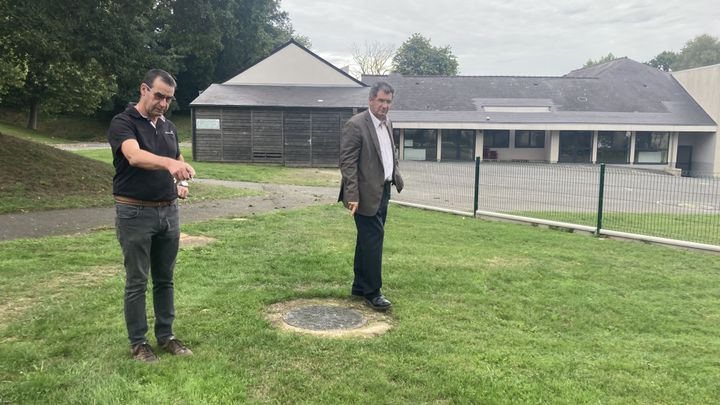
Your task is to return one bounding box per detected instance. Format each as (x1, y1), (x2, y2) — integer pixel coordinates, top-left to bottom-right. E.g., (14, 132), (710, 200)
(596, 163), (606, 236)
(474, 157), (480, 216)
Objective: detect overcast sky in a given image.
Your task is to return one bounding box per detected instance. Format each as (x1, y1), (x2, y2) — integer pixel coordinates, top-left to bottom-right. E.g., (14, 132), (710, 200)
(281, 0), (720, 76)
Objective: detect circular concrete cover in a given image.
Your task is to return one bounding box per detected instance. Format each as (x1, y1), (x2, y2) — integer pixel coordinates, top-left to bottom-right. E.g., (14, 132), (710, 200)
(283, 305), (365, 331)
(266, 298), (394, 338)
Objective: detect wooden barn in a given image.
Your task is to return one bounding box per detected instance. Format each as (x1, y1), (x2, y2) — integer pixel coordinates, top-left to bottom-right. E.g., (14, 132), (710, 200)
(190, 40), (368, 167)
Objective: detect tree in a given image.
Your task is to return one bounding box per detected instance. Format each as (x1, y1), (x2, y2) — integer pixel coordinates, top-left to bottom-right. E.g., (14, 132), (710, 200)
(0, 0), (305, 125)
(647, 51), (679, 71)
(163, 0), (305, 107)
(646, 34), (720, 72)
(0, 45), (26, 103)
(583, 53), (619, 68)
(352, 41), (395, 76)
(674, 34), (720, 70)
(0, 0), (166, 128)
(392, 33), (458, 76)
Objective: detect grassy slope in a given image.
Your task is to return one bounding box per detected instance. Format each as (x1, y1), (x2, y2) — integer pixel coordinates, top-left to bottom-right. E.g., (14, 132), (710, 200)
(0, 109), (192, 143)
(0, 134), (258, 214)
(0, 133), (115, 212)
(1, 205), (719, 403)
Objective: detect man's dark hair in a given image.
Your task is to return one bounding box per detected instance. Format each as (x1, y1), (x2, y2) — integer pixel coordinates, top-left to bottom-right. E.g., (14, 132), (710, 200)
(142, 69), (176, 88)
(369, 81), (394, 99)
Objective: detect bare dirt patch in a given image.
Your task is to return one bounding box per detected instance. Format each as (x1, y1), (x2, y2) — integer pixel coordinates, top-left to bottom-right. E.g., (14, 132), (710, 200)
(265, 298), (394, 338)
(180, 233), (216, 249)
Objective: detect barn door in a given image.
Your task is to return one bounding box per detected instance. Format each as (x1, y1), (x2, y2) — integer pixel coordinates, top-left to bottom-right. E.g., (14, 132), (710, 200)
(251, 110), (283, 163)
(311, 111), (341, 166)
(283, 111), (312, 166)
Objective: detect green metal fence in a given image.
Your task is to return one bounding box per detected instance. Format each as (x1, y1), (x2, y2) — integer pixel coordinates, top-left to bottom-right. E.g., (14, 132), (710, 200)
(392, 159), (720, 247)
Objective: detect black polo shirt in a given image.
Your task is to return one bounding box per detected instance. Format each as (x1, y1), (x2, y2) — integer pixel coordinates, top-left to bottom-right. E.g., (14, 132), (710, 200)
(108, 103), (180, 201)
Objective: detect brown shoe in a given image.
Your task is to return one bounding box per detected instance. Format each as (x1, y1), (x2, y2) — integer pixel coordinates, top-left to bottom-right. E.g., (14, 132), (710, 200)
(131, 342), (158, 363)
(159, 336), (193, 356)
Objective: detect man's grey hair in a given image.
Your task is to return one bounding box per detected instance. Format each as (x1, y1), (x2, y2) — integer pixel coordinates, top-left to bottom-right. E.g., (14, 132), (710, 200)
(142, 69), (177, 88)
(369, 81), (394, 99)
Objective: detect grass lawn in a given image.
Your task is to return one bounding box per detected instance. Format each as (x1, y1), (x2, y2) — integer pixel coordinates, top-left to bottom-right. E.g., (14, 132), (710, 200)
(1, 205), (719, 403)
(511, 211), (720, 246)
(75, 147), (341, 188)
(0, 110), (192, 143)
(0, 134), (260, 214)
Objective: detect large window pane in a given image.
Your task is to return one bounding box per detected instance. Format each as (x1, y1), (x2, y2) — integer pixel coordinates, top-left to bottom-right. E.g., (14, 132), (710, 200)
(404, 129), (437, 161)
(441, 129), (475, 161)
(515, 130), (545, 148)
(635, 131), (669, 163)
(484, 130), (509, 148)
(559, 131), (592, 163)
(597, 131), (630, 163)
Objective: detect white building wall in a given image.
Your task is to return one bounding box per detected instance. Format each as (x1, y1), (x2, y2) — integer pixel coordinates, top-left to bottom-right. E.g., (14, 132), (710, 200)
(672, 65), (720, 174)
(678, 133), (717, 173)
(225, 43), (362, 87)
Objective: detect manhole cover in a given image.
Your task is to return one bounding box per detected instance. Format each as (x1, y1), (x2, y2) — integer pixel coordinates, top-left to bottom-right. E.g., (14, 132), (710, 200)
(283, 305), (365, 331)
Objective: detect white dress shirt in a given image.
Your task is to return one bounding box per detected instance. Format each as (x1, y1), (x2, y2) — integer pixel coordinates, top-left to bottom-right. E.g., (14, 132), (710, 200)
(369, 111), (394, 181)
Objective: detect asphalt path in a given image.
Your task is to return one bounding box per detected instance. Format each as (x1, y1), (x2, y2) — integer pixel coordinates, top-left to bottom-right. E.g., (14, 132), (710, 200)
(393, 161), (720, 215)
(0, 181), (338, 241)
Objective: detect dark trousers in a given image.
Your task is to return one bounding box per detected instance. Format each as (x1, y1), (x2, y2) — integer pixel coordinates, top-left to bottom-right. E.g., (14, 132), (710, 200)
(115, 202), (179, 346)
(352, 182), (391, 298)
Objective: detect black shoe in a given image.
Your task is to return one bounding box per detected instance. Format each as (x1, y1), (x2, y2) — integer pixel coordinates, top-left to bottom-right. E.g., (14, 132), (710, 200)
(365, 295), (392, 311)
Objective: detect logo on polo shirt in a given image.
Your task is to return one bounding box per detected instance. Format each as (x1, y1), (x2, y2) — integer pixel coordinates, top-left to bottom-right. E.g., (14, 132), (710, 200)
(165, 131), (175, 136)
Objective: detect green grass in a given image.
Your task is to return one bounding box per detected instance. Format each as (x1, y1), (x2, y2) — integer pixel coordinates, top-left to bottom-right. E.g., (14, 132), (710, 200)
(0, 133), (115, 213)
(510, 211), (720, 246)
(1, 205), (719, 403)
(0, 134), (260, 214)
(75, 147), (341, 187)
(0, 109), (192, 143)
(0, 121), (68, 145)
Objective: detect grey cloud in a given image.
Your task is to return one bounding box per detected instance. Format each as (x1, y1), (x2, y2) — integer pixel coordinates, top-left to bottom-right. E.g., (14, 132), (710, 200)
(282, 0), (720, 76)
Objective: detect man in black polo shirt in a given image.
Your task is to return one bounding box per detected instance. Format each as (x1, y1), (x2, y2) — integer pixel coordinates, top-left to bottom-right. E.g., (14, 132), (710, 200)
(108, 69), (195, 363)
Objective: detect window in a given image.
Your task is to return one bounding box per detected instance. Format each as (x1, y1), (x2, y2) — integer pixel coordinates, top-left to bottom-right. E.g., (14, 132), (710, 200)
(403, 129), (437, 161)
(484, 130), (509, 148)
(392, 129), (400, 148)
(441, 129), (475, 161)
(559, 131), (592, 163)
(635, 132), (669, 163)
(514, 130), (545, 148)
(597, 131), (630, 163)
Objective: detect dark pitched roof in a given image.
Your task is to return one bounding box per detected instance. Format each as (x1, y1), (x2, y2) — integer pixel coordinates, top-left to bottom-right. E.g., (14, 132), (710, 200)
(363, 58), (716, 127)
(190, 84), (368, 108)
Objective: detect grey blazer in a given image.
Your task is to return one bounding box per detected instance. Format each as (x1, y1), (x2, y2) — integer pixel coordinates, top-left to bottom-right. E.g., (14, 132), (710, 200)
(339, 110), (404, 216)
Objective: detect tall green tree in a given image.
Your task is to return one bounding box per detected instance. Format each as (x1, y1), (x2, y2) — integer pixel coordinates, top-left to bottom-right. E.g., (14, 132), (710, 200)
(674, 34), (720, 70)
(156, 0), (306, 107)
(646, 34), (720, 72)
(0, 0), (307, 125)
(647, 51), (679, 72)
(583, 53), (619, 68)
(392, 33), (458, 76)
(0, 45), (26, 103)
(0, 0), (170, 128)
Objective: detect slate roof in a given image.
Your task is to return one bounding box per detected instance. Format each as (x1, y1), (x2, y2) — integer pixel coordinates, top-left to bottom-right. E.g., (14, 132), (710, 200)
(190, 84), (369, 108)
(363, 58), (716, 127)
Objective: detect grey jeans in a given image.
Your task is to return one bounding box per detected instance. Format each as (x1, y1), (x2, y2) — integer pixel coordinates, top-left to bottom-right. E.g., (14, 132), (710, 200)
(115, 202), (180, 346)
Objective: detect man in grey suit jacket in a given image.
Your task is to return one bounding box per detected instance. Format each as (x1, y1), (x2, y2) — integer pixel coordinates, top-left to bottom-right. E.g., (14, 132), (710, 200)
(339, 81), (404, 311)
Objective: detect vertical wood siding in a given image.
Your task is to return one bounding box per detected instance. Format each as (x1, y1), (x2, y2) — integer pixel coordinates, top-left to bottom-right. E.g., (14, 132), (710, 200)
(193, 107), (355, 167)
